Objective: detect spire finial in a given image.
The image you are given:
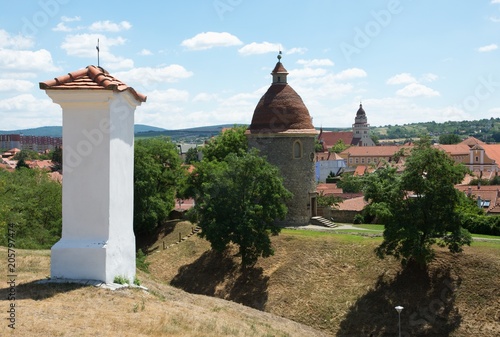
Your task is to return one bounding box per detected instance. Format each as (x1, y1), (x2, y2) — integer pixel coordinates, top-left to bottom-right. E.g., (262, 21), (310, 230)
(96, 39), (100, 67)
(277, 49), (282, 62)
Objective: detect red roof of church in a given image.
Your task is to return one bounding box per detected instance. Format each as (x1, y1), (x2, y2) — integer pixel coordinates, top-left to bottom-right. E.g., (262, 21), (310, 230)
(39, 65), (147, 103)
(247, 59), (316, 135)
(318, 131), (355, 149)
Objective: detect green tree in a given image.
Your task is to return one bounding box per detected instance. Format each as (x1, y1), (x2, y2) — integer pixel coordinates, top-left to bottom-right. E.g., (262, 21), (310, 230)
(337, 173), (363, 193)
(0, 168), (62, 248)
(13, 149), (39, 161)
(188, 149), (292, 267)
(439, 133), (462, 144)
(202, 126), (248, 161)
(330, 139), (349, 154)
(365, 139), (471, 268)
(133, 137), (183, 235)
(184, 147), (200, 164)
(51, 146), (63, 170)
(15, 157), (30, 170)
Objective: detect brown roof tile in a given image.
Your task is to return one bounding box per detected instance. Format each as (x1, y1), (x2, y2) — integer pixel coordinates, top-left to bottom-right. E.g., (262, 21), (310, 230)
(248, 83), (316, 134)
(39, 65), (147, 103)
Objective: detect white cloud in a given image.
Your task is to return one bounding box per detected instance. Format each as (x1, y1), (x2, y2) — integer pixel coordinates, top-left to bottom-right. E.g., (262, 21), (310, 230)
(490, 16), (500, 22)
(491, 0), (500, 4)
(52, 22), (73, 32)
(0, 79), (34, 92)
(89, 20), (132, 32)
(0, 49), (60, 72)
(396, 83), (440, 97)
(420, 73), (438, 82)
(286, 47), (307, 55)
(386, 72), (417, 85)
(181, 32), (242, 50)
(290, 67), (328, 79)
(0, 29), (34, 49)
(193, 93), (218, 102)
(0, 94), (62, 129)
(113, 65), (193, 88)
(296, 59), (334, 67)
(334, 68), (367, 81)
(478, 44), (498, 52)
(138, 49), (153, 56)
(238, 42), (280, 56)
(489, 107), (500, 114)
(61, 34), (132, 70)
(61, 16), (81, 22)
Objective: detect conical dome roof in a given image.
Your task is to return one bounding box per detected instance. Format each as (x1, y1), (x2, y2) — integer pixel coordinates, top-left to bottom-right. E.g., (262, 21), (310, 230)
(248, 56), (316, 135)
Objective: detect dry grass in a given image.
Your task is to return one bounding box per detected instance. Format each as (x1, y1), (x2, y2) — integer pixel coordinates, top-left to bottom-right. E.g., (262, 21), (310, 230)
(148, 221), (500, 337)
(0, 243), (326, 337)
(1, 221), (499, 336)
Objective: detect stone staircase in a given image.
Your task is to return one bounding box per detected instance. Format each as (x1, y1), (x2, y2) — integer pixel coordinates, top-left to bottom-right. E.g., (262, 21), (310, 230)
(310, 216), (337, 228)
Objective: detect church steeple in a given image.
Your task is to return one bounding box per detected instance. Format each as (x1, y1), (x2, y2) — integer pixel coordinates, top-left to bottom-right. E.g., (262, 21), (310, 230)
(271, 51), (288, 84)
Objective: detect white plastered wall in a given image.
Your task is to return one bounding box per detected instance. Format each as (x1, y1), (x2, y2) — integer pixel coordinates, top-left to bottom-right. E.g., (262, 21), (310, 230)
(45, 89), (139, 283)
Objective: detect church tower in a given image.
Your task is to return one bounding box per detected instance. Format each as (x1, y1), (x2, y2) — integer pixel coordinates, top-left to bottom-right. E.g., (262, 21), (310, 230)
(246, 53), (318, 226)
(351, 103), (375, 146)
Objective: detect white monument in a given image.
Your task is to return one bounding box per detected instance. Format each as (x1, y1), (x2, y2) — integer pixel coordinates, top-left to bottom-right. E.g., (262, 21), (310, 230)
(40, 65), (146, 283)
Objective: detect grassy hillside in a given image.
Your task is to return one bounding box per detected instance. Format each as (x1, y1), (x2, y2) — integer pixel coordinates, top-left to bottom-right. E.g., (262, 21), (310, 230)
(1, 221), (498, 336)
(147, 221), (500, 337)
(0, 247), (326, 337)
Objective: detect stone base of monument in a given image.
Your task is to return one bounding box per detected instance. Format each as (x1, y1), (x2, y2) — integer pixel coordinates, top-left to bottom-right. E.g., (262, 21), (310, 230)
(37, 278), (148, 291)
(50, 237), (136, 284)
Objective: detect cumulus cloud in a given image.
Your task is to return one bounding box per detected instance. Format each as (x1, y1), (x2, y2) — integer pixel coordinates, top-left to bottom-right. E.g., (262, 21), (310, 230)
(296, 59), (334, 67)
(0, 29), (34, 49)
(61, 34), (133, 70)
(334, 68), (367, 81)
(396, 83), (440, 97)
(61, 16), (81, 22)
(286, 47), (307, 55)
(478, 44), (498, 52)
(0, 79), (34, 92)
(238, 41), (280, 56)
(181, 32), (242, 50)
(138, 49), (153, 56)
(52, 22), (73, 32)
(386, 72), (417, 85)
(420, 73), (439, 82)
(193, 93), (218, 102)
(0, 49), (60, 72)
(89, 20), (132, 32)
(113, 65), (193, 88)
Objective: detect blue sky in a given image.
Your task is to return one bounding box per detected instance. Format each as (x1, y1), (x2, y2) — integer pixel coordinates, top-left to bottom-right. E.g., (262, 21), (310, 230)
(1, 0), (499, 130)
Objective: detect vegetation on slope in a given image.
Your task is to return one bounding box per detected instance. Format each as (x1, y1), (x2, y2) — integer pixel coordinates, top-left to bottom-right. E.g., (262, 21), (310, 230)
(146, 221), (500, 337)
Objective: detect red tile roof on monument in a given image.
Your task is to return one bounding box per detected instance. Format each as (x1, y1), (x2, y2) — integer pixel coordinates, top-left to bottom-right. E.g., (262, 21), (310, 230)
(39, 65), (147, 103)
(247, 59), (316, 135)
(272, 61), (288, 74)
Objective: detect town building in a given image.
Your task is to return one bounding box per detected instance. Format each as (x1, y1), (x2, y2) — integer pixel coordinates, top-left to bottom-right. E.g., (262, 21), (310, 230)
(0, 134), (62, 152)
(246, 54), (318, 226)
(317, 103), (375, 151)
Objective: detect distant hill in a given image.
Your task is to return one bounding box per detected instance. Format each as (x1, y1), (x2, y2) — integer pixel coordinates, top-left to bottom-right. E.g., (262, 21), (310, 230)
(0, 124), (167, 138)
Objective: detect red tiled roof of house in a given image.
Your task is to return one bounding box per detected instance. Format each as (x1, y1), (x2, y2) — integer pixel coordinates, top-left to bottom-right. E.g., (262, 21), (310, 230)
(340, 145), (409, 157)
(316, 152), (345, 161)
(460, 136), (485, 147)
(337, 196), (367, 211)
(455, 185), (500, 212)
(318, 131), (354, 149)
(354, 165), (367, 176)
(39, 65), (147, 103)
(435, 143), (470, 155)
(481, 144), (500, 165)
